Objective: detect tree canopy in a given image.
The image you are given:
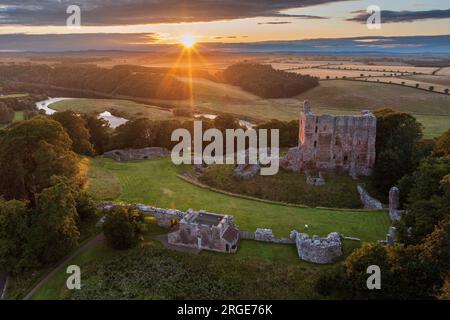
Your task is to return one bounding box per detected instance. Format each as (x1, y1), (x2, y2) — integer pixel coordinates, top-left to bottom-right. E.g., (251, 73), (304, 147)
(0, 116), (81, 202)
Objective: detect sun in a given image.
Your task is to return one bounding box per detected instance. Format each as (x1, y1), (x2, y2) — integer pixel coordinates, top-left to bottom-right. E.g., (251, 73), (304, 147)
(180, 35), (197, 49)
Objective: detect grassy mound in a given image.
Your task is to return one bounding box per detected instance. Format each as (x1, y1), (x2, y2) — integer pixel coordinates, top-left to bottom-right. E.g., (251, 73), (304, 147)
(199, 165), (363, 209)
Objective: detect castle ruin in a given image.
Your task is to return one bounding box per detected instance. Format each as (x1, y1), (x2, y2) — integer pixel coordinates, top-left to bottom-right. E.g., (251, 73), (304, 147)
(282, 101), (377, 177)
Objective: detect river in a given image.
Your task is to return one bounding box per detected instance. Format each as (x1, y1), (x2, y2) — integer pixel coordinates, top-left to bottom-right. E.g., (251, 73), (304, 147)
(36, 98), (129, 128)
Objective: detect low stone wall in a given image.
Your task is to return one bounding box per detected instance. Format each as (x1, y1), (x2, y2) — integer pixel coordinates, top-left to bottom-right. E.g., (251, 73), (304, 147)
(98, 202), (185, 228)
(290, 231), (342, 264)
(103, 147), (170, 162)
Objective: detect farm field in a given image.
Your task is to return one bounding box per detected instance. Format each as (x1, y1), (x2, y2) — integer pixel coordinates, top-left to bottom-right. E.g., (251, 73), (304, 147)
(86, 157), (390, 241)
(34, 77), (450, 138)
(289, 68), (394, 79)
(360, 77), (449, 94)
(318, 64), (438, 74)
(401, 74), (450, 87)
(180, 79), (450, 138)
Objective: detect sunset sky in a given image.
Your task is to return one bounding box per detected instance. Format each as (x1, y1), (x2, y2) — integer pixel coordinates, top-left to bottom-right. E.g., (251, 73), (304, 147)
(0, 0), (450, 50)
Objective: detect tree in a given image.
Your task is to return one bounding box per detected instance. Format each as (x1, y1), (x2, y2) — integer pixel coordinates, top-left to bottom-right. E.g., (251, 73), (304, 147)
(396, 199), (445, 245)
(75, 191), (98, 222)
(82, 114), (110, 154)
(420, 219), (450, 276)
(396, 157), (450, 245)
(0, 199), (34, 275)
(52, 110), (95, 155)
(372, 109), (423, 196)
(0, 116), (81, 202)
(31, 180), (80, 264)
(434, 129), (450, 157)
(214, 114), (241, 132)
(0, 102), (14, 124)
(111, 118), (154, 149)
(103, 206), (144, 250)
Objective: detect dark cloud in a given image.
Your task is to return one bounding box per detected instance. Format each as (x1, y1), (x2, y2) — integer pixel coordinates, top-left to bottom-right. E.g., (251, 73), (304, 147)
(214, 36), (239, 39)
(348, 8), (450, 23)
(0, 0), (347, 26)
(258, 22), (293, 25)
(257, 15), (327, 24)
(0, 33), (159, 52)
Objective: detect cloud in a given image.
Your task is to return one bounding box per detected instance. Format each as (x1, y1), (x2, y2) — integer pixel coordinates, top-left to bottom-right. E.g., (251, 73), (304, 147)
(0, 33), (160, 51)
(0, 0), (347, 26)
(348, 8), (450, 23)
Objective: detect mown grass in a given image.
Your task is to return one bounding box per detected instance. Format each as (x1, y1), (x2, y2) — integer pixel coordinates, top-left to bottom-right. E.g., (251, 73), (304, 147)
(88, 157), (390, 241)
(199, 164), (363, 209)
(30, 157), (387, 300)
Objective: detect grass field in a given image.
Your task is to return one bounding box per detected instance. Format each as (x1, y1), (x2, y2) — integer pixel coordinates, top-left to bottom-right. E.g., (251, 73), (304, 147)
(199, 164), (364, 209)
(0, 93), (29, 99)
(44, 79), (450, 138)
(178, 79), (450, 138)
(50, 98), (177, 121)
(87, 157), (390, 241)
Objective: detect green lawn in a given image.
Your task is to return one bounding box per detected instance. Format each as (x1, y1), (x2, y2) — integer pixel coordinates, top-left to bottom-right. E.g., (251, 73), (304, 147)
(88, 157), (390, 241)
(29, 157), (388, 300)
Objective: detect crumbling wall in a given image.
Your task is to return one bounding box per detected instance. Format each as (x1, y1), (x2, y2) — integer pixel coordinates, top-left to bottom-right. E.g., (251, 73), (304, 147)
(389, 186), (404, 221)
(290, 231), (342, 264)
(281, 101), (377, 177)
(357, 185), (383, 209)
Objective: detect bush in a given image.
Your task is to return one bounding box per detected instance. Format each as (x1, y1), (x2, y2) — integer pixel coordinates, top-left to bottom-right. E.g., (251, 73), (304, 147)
(103, 206), (144, 250)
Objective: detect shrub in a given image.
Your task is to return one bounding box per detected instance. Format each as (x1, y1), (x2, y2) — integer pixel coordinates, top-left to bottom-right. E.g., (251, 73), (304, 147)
(103, 206), (145, 250)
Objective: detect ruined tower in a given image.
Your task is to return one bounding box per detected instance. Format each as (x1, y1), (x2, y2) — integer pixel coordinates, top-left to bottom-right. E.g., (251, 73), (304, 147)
(282, 101), (377, 177)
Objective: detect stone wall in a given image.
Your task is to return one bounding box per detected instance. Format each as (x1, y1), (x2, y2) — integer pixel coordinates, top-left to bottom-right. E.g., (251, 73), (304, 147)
(281, 101), (376, 177)
(290, 231), (343, 264)
(357, 185), (383, 209)
(98, 202), (184, 228)
(389, 186), (404, 221)
(103, 147), (170, 161)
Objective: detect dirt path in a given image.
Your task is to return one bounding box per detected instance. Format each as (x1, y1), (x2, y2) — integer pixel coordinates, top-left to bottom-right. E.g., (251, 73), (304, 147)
(23, 233), (105, 300)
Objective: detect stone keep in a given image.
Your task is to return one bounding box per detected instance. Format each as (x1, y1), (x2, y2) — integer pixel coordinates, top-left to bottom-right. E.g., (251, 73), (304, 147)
(282, 101), (377, 177)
